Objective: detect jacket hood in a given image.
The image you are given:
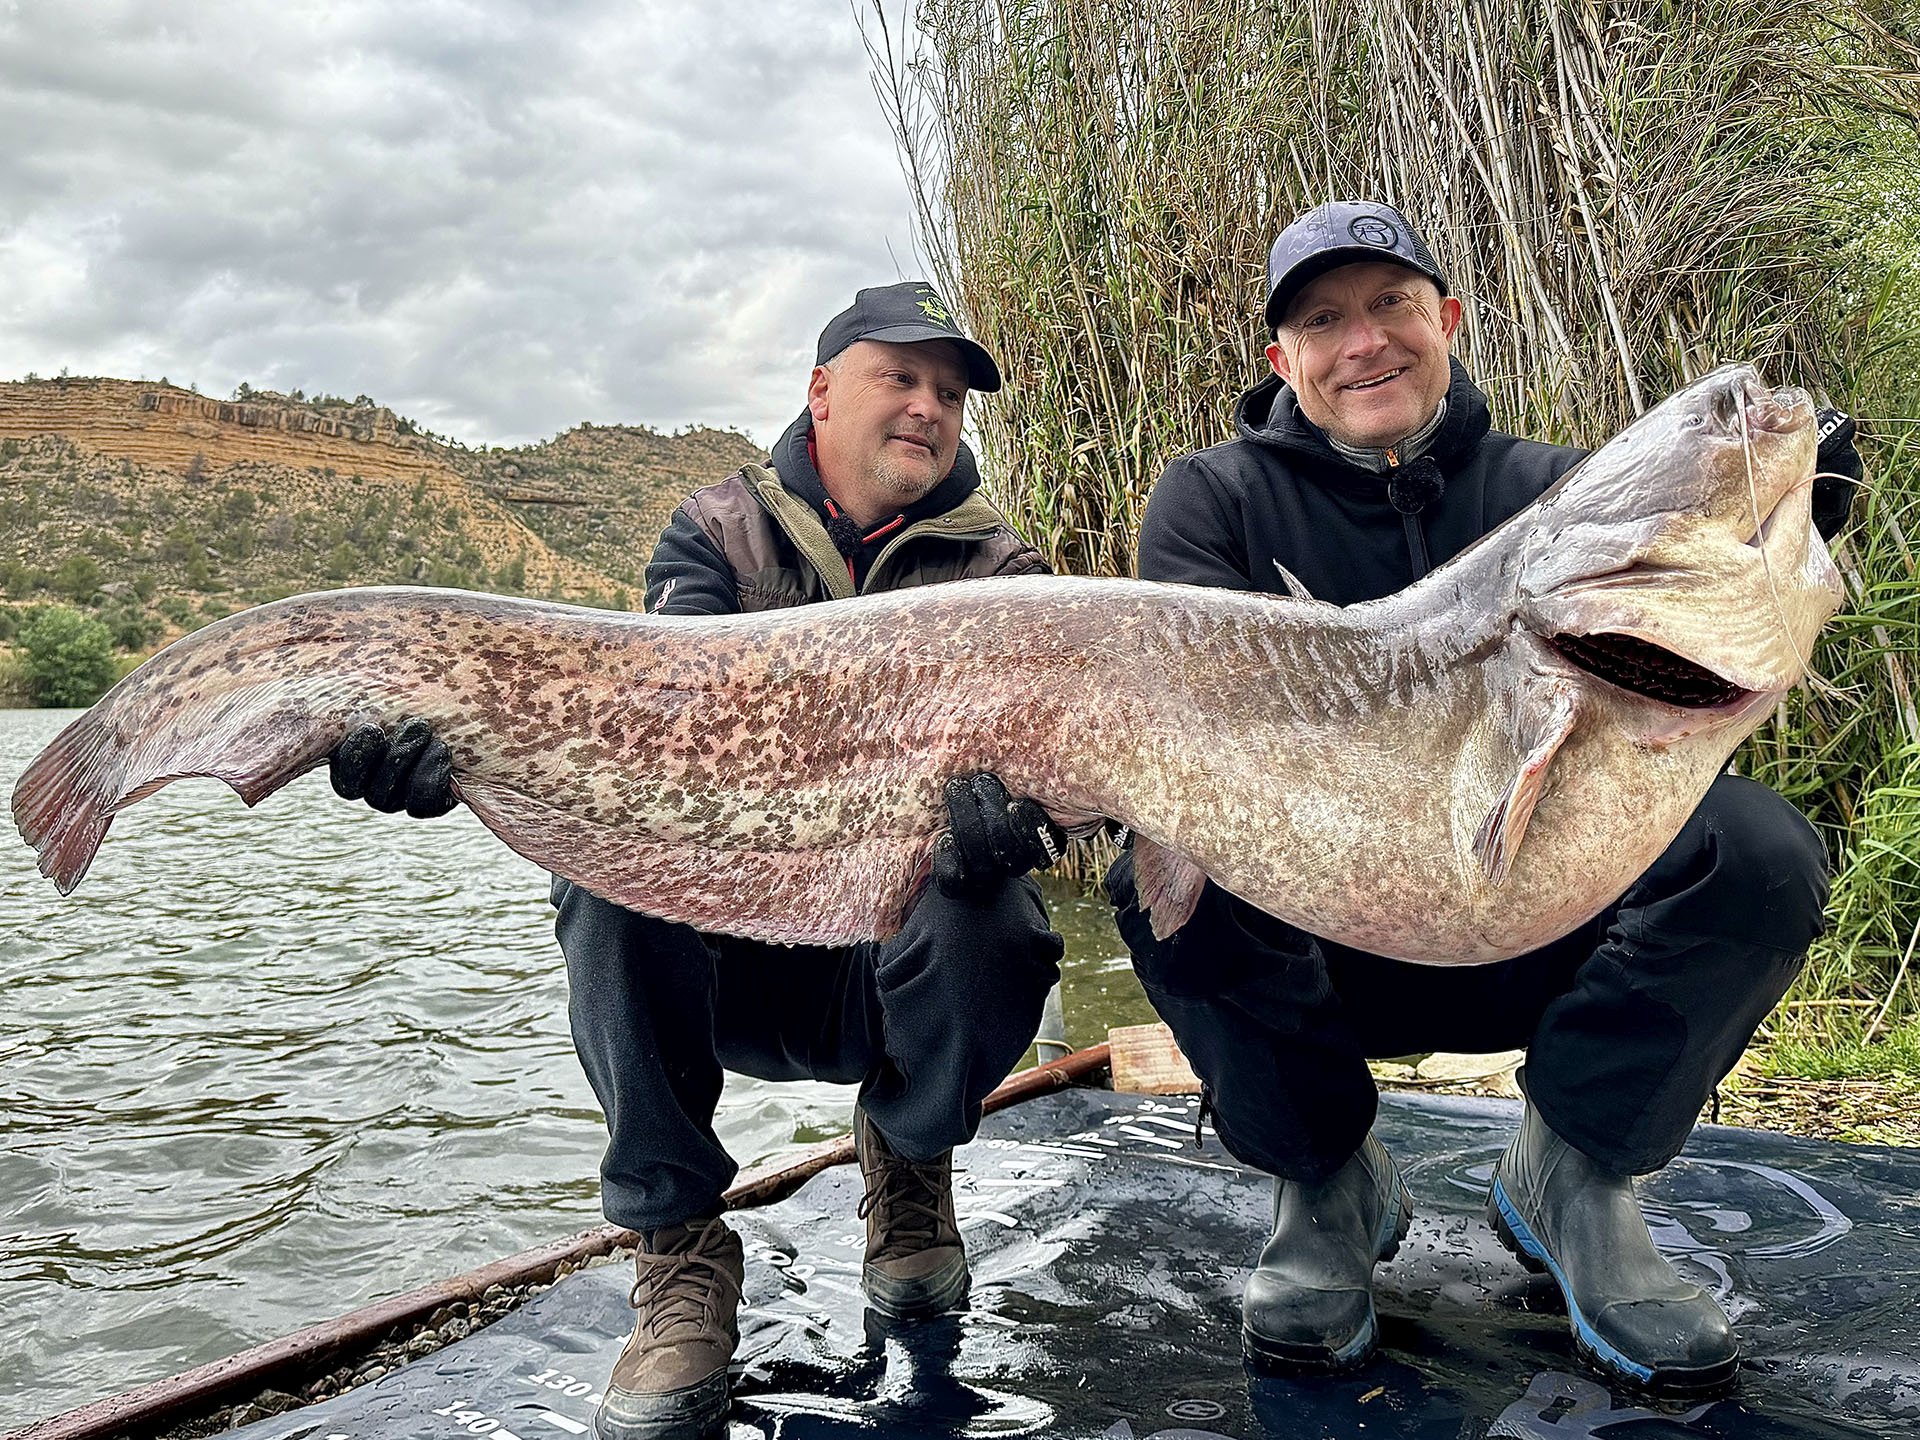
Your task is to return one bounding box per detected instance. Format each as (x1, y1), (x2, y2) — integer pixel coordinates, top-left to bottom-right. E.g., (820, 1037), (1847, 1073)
(1233, 358), (1495, 480)
(769, 407), (984, 530)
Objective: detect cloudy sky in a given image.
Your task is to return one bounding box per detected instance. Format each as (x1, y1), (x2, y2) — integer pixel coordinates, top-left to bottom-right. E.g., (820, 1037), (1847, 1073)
(0, 1), (932, 448)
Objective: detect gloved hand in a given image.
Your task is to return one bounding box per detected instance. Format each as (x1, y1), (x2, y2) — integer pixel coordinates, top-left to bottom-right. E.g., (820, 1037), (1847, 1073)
(932, 772), (1067, 897)
(329, 718), (458, 818)
(1812, 406), (1863, 539)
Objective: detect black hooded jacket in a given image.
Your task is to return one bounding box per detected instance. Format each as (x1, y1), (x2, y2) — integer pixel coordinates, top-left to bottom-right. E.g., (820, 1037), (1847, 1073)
(1136, 360), (1585, 603)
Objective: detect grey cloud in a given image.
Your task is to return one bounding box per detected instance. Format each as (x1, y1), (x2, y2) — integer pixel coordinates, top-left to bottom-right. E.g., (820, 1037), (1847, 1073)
(0, 0), (929, 446)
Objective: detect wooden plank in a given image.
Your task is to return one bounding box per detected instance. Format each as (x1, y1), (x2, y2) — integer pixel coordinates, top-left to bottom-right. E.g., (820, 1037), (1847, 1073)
(1108, 1021), (1200, 1094)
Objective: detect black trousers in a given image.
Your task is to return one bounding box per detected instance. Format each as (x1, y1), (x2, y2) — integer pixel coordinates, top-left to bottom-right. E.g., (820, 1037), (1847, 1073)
(1108, 774), (1828, 1183)
(554, 876), (1065, 1232)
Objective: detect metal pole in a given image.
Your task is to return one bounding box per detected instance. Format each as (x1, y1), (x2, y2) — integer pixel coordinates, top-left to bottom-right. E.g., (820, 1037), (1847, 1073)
(1034, 979), (1070, 1063)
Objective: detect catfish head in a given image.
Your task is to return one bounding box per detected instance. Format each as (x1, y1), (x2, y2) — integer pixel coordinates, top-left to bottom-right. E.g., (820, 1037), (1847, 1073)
(1511, 363), (1843, 732)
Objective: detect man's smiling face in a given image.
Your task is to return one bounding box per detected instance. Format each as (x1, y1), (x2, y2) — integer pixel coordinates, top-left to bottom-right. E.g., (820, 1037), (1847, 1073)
(1267, 261), (1463, 450)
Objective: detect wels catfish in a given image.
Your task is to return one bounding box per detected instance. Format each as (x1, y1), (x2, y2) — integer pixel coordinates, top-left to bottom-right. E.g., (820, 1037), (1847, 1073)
(12, 365), (1841, 963)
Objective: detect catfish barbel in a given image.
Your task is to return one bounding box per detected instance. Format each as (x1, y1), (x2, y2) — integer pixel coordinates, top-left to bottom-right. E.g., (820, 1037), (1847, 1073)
(12, 365), (1842, 963)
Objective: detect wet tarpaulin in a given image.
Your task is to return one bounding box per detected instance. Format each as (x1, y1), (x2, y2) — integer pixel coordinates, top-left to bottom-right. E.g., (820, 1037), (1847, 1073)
(233, 1089), (1918, 1439)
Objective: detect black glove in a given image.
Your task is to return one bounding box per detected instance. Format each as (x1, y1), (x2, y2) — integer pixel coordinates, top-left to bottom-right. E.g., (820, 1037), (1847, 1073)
(1812, 406), (1863, 539)
(329, 718), (458, 818)
(932, 772), (1067, 897)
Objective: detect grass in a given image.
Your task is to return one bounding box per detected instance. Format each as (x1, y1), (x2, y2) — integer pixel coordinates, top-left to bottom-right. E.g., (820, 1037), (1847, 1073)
(1762, 1016), (1920, 1082)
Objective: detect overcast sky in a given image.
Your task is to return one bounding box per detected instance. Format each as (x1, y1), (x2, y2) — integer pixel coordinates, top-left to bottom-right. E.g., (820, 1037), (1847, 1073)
(0, 1), (932, 449)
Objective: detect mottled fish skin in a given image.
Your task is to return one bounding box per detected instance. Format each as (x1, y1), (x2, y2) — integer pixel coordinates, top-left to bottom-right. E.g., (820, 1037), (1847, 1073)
(12, 365), (1840, 963)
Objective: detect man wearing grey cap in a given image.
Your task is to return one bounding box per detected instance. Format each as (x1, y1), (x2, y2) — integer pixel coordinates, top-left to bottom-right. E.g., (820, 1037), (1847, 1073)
(328, 281), (1068, 1440)
(1106, 201), (1861, 1395)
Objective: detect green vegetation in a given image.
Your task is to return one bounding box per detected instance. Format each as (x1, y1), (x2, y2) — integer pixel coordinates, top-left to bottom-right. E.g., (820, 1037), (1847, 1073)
(470, 423), (761, 588)
(1763, 1016), (1920, 1081)
(0, 385), (760, 715)
(874, 1), (1920, 1051)
(16, 606), (117, 707)
(0, 649), (27, 706)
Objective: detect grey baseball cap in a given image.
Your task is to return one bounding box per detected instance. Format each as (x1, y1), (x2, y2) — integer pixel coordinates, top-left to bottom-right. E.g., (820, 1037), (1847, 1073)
(815, 281), (1002, 393)
(1264, 201), (1449, 330)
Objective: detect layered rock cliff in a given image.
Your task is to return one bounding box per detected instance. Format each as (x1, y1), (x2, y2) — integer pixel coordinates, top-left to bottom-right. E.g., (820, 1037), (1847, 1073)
(0, 376), (763, 648)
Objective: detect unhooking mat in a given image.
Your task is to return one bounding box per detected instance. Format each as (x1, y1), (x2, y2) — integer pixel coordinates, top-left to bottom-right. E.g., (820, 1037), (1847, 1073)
(235, 1089), (1919, 1439)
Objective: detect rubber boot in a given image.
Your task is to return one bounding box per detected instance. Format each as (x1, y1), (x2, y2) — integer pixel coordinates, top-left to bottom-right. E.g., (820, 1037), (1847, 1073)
(596, 1215), (743, 1440)
(1242, 1132), (1413, 1373)
(1488, 1105), (1738, 1396)
(854, 1108), (970, 1320)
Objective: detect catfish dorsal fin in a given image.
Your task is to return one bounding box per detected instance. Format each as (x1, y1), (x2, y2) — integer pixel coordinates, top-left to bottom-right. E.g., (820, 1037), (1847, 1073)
(1132, 837), (1209, 939)
(1473, 684), (1580, 886)
(1270, 559), (1327, 604)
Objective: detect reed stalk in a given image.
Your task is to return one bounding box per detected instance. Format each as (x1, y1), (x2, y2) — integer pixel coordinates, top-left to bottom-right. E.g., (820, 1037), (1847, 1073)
(868, 0), (1920, 1043)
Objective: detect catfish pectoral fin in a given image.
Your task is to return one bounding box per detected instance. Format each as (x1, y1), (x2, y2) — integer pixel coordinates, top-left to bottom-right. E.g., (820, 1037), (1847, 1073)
(1132, 837), (1209, 940)
(1473, 685), (1581, 886)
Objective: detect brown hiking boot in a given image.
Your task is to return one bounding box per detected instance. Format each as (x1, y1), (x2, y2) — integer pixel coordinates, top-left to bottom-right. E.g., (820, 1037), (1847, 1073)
(595, 1215), (743, 1440)
(854, 1108), (969, 1320)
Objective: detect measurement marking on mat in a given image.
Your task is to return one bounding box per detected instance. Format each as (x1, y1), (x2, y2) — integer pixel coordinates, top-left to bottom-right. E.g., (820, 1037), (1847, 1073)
(795, 1271), (865, 1301)
(960, 1209), (1019, 1228)
(967, 1176), (1068, 1188)
(1110, 1114), (1199, 1134)
(536, 1416), (588, 1436)
(749, 1306), (832, 1337)
(429, 1400), (527, 1438)
(1114, 1126), (1185, 1148)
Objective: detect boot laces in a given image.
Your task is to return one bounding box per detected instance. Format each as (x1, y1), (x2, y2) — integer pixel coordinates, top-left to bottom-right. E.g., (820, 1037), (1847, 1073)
(627, 1220), (742, 1342)
(857, 1150), (958, 1262)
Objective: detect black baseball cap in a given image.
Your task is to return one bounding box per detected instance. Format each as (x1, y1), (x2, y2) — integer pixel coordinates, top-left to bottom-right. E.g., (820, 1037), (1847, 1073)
(815, 281), (1002, 394)
(1264, 201), (1449, 330)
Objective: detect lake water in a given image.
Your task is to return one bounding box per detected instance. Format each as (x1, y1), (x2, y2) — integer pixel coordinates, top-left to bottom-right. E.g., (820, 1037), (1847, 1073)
(0, 707), (1148, 1431)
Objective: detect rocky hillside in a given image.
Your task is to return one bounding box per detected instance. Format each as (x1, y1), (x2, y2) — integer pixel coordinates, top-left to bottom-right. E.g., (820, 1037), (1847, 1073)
(464, 420), (767, 594)
(0, 376), (763, 652)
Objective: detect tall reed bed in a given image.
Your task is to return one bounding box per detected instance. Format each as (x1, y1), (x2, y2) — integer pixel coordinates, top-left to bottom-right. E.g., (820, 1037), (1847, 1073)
(869, 0), (1920, 1042)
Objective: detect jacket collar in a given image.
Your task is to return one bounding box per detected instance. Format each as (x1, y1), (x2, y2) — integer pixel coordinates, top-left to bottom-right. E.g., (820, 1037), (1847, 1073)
(1231, 357), (1494, 492)
(769, 407), (983, 535)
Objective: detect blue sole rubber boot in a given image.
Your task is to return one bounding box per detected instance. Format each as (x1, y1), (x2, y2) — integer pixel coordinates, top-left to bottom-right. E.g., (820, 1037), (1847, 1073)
(1487, 1118), (1740, 1400)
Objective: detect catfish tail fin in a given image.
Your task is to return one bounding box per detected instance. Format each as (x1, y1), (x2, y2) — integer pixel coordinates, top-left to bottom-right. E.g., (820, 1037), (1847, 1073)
(12, 683), (344, 894)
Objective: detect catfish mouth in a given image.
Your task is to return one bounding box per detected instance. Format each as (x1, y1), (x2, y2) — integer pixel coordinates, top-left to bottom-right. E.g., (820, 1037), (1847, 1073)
(1551, 631), (1750, 709)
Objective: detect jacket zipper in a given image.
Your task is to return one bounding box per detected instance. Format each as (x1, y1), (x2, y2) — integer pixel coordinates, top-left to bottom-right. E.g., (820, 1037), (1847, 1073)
(1384, 447), (1432, 580)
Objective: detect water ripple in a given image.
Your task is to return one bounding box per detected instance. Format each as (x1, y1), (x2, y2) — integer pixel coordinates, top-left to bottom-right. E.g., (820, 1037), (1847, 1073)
(0, 707), (1142, 1430)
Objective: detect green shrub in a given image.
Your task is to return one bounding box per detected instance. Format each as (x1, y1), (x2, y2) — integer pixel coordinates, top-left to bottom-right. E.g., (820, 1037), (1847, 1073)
(18, 606), (118, 707)
(54, 553), (103, 602)
(161, 525), (201, 563)
(0, 649), (29, 706)
(105, 603), (164, 652)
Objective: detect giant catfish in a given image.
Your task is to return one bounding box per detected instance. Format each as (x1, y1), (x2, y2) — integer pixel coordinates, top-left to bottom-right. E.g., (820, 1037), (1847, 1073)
(12, 364), (1842, 963)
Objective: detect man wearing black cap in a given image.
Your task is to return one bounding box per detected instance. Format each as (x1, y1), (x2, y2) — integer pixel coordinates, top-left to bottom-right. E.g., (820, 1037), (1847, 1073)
(1106, 201), (1862, 1395)
(328, 281), (1068, 1440)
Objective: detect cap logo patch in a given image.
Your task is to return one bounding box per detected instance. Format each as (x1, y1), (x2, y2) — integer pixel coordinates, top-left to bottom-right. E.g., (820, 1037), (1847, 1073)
(915, 291), (952, 323)
(1348, 215), (1400, 248)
